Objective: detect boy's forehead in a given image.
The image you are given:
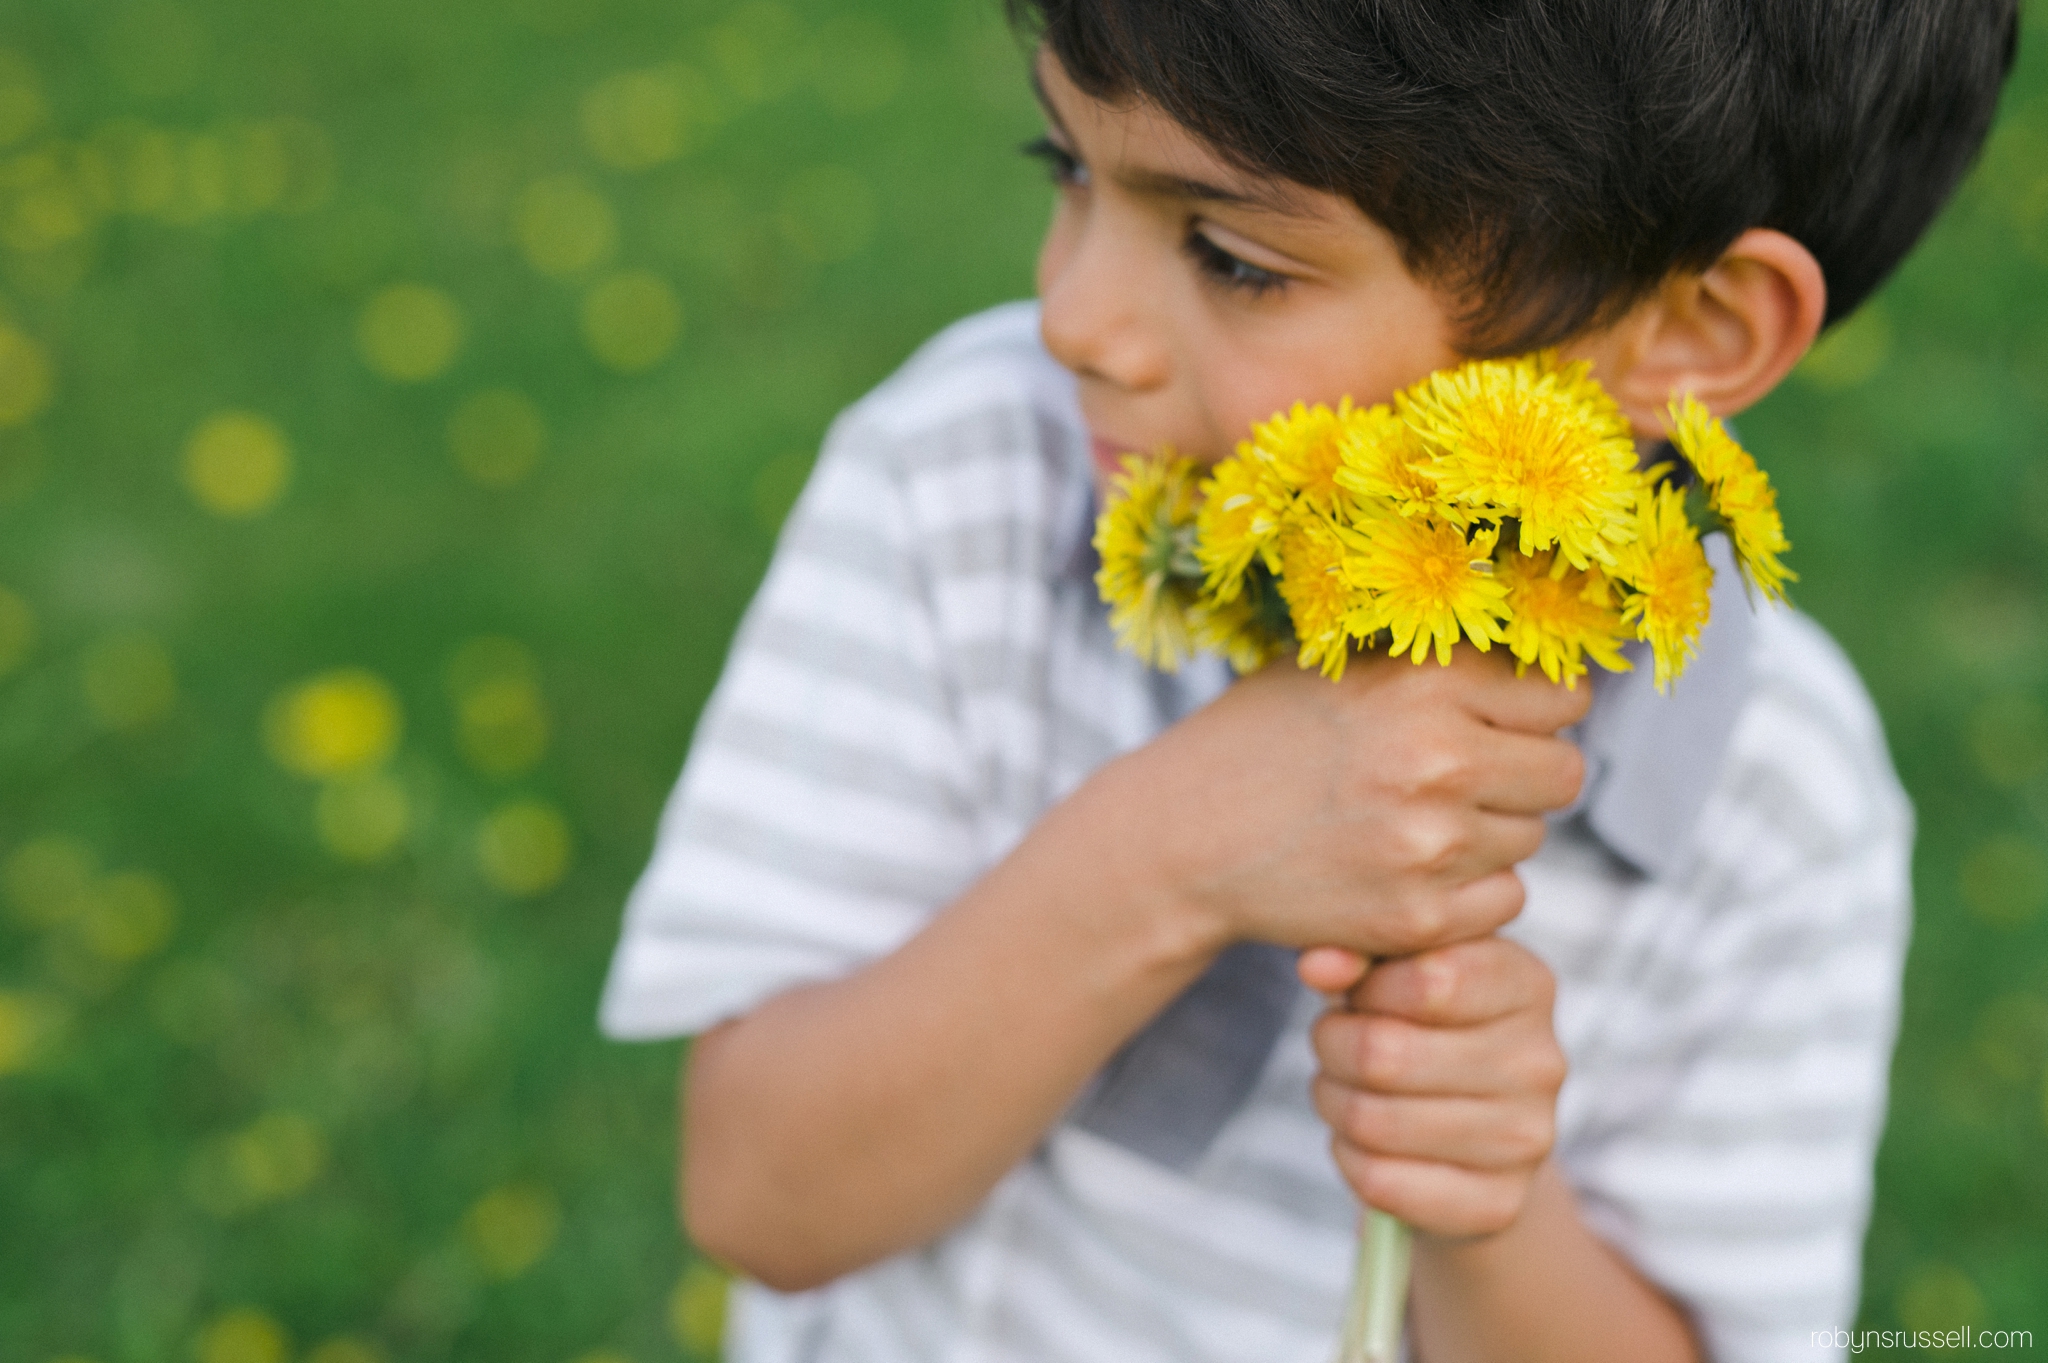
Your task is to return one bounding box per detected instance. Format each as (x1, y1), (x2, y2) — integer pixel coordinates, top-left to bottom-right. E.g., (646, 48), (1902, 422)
(1032, 50), (1329, 222)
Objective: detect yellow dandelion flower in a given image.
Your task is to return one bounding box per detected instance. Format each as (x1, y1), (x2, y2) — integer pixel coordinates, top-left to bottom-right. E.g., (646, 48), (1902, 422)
(1274, 515), (1359, 679)
(1094, 452), (1204, 670)
(1194, 447), (1283, 600)
(1192, 589), (1288, 675)
(1400, 352), (1641, 569)
(1344, 516), (1509, 667)
(1613, 483), (1714, 691)
(1335, 401), (1441, 518)
(1497, 550), (1632, 689)
(1251, 400), (1355, 516)
(1665, 395), (1795, 603)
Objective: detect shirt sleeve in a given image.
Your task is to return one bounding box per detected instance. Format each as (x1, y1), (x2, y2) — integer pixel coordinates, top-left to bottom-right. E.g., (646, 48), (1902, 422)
(597, 409), (985, 1039)
(1555, 613), (1913, 1363)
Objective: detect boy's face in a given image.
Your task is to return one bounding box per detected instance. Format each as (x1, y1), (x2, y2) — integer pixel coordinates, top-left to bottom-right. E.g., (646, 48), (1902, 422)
(1031, 52), (1464, 490)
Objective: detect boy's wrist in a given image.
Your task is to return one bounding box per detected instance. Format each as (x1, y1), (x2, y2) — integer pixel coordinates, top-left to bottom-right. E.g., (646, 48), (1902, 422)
(1075, 748), (1241, 973)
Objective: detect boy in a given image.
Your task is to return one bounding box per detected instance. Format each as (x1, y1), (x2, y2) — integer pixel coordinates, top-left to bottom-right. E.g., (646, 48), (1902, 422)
(602, 2), (2017, 1360)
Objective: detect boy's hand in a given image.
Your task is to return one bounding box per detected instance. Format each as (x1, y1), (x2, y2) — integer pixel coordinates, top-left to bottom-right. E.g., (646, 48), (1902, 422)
(1306, 937), (1566, 1238)
(1119, 646), (1589, 960)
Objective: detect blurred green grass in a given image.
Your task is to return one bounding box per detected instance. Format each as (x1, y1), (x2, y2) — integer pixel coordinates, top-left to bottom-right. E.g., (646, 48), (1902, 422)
(0, 1), (2043, 1360)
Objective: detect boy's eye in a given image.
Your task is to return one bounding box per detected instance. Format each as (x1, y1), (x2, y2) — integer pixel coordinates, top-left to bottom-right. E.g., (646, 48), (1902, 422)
(1021, 135), (1088, 189)
(1183, 229), (1288, 297)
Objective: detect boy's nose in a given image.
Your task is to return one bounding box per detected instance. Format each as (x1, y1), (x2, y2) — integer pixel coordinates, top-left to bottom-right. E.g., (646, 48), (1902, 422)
(1038, 221), (1172, 395)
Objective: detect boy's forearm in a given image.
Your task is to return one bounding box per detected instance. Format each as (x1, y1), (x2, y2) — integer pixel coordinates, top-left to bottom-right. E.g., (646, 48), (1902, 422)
(681, 754), (1224, 1291)
(1407, 1160), (1701, 1363)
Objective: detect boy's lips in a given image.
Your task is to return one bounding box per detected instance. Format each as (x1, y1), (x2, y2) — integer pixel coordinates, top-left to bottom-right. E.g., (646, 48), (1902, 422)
(1090, 435), (1139, 478)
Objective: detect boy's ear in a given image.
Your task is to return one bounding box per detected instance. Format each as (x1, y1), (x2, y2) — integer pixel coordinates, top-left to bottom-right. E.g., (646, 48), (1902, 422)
(1582, 228), (1827, 433)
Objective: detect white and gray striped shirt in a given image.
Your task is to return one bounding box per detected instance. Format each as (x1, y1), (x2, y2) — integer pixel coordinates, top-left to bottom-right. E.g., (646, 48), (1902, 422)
(601, 303), (1911, 1363)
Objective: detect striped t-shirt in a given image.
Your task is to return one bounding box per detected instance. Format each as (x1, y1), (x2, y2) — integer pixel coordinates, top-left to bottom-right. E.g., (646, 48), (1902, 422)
(600, 302), (1912, 1363)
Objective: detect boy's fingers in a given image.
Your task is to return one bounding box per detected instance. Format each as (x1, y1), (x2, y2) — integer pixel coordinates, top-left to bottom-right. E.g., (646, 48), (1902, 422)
(1456, 659), (1595, 737)
(1328, 1146), (1535, 1239)
(1461, 731), (1585, 815)
(1352, 937), (1555, 1024)
(1311, 1010), (1567, 1099)
(1311, 1082), (1555, 1172)
(1298, 946), (1370, 995)
(1364, 868), (1527, 957)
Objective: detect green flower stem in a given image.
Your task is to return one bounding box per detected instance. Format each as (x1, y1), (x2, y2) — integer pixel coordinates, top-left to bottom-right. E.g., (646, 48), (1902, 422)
(1336, 1207), (1412, 1363)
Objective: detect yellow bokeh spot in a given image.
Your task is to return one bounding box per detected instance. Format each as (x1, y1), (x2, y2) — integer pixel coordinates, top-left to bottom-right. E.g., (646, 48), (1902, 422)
(265, 669), (402, 778)
(1968, 692), (2048, 788)
(569, 1353), (633, 1363)
(358, 283), (465, 383)
(448, 389), (546, 488)
(581, 68), (692, 171)
(305, 1334), (385, 1358)
(306, 1339), (389, 1363)
(316, 773), (410, 862)
(3, 836), (96, 927)
(0, 584), (35, 677)
(669, 1260), (731, 1357)
(777, 166), (876, 263)
(80, 870), (177, 962)
(1960, 834), (2048, 929)
(81, 631), (178, 730)
(195, 1308), (289, 1363)
(1896, 1263), (1985, 1337)
(183, 411), (292, 517)
(514, 175), (617, 277)
(187, 1111), (329, 1217)
(1798, 304), (1892, 391)
(461, 1182), (560, 1279)
(448, 637), (549, 776)
(477, 800), (573, 896)
(581, 270), (681, 373)
(0, 50), (47, 148)
(0, 987), (69, 1075)
(0, 324), (54, 427)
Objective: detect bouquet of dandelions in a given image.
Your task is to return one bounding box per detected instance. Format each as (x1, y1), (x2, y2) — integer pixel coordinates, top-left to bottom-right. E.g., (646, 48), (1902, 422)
(1093, 352), (1792, 1363)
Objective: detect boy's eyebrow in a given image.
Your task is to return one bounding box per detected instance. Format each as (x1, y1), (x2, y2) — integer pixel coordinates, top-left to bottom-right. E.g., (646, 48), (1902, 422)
(1028, 66), (1309, 218)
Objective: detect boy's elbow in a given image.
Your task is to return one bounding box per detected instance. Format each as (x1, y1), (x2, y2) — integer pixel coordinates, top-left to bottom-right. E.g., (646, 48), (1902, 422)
(681, 1163), (843, 1294)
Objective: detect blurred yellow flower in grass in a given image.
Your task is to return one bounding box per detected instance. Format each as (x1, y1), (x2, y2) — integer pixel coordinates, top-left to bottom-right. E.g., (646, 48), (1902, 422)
(3, 835), (95, 927)
(582, 67), (695, 170)
(514, 175), (617, 278)
(306, 1338), (389, 1363)
(448, 389), (547, 488)
(186, 1111), (329, 1217)
(0, 583), (35, 677)
(569, 1352), (633, 1363)
(1895, 1263), (1985, 1338)
(182, 411), (291, 517)
(0, 50), (47, 149)
(581, 270), (682, 372)
(462, 1182), (560, 1279)
(358, 283), (464, 383)
(315, 774), (410, 863)
(0, 323), (54, 427)
(0, 987), (71, 1075)
(81, 630), (178, 730)
(447, 637), (550, 776)
(265, 669), (401, 778)
(78, 870), (177, 962)
(1967, 692), (2048, 788)
(670, 1260), (732, 1357)
(1960, 834), (2048, 928)
(194, 1308), (289, 1363)
(477, 800), (573, 895)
